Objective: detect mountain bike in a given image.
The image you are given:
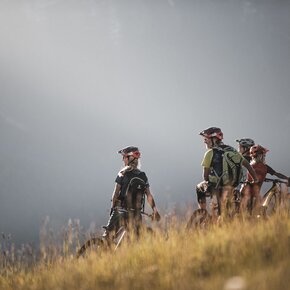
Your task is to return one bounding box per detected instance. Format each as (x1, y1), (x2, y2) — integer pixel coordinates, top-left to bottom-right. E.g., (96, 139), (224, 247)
(232, 179), (289, 218)
(187, 183), (250, 229)
(76, 209), (154, 258)
(186, 189), (221, 230)
(262, 178), (289, 216)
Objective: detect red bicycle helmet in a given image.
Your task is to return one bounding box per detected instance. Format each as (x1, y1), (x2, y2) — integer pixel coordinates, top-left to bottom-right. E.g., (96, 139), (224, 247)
(250, 145), (269, 157)
(118, 146), (141, 159)
(199, 127), (223, 140)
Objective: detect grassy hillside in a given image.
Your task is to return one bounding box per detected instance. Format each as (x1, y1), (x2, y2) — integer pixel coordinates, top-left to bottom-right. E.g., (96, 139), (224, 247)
(1, 213), (290, 290)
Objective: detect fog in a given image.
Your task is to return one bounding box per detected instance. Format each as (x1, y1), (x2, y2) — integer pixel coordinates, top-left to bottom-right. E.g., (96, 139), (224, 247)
(0, 0), (290, 244)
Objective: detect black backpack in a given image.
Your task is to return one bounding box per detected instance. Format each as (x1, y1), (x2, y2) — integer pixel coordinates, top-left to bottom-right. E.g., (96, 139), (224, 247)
(124, 177), (146, 211)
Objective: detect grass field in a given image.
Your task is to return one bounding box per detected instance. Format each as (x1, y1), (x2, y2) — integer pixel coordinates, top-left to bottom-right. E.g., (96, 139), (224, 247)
(1, 213), (290, 290)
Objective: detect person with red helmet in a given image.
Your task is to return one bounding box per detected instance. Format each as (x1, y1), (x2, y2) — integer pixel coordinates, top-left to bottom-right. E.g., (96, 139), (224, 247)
(196, 127), (258, 218)
(241, 144), (289, 215)
(248, 144), (289, 184)
(102, 146), (160, 238)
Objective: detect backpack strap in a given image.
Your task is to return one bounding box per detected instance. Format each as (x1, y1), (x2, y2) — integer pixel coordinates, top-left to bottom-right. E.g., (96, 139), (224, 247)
(211, 147), (225, 188)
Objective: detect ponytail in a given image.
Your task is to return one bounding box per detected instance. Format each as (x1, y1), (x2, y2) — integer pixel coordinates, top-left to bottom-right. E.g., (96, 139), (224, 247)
(118, 158), (140, 177)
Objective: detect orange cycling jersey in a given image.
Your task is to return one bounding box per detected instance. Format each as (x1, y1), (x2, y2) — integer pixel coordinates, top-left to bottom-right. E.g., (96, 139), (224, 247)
(247, 162), (275, 185)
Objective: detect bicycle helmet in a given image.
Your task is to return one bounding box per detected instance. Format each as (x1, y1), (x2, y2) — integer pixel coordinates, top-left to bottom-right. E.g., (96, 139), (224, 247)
(250, 145), (269, 157)
(199, 127), (223, 140)
(236, 138), (255, 148)
(118, 146), (141, 159)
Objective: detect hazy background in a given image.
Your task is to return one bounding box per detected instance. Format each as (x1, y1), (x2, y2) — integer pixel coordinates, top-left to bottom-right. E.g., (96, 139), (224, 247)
(0, 0), (290, 244)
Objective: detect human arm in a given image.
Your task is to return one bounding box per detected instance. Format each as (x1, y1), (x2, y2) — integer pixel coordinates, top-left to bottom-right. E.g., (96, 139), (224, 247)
(111, 183), (122, 209)
(272, 171), (289, 185)
(201, 167), (212, 191)
(242, 159), (259, 183)
(201, 149), (212, 182)
(203, 167), (210, 181)
(266, 165), (289, 183)
(145, 187), (161, 221)
(273, 172), (289, 181)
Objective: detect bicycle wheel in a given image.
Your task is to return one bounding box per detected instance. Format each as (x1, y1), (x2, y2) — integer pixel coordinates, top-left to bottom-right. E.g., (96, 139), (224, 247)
(186, 209), (211, 229)
(76, 237), (105, 258)
(263, 193), (277, 217)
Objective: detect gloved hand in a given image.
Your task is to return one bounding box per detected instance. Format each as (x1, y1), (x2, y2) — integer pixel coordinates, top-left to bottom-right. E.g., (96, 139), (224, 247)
(253, 178), (259, 184)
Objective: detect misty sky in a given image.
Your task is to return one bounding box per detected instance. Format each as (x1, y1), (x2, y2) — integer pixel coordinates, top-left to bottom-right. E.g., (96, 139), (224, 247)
(0, 0), (290, 244)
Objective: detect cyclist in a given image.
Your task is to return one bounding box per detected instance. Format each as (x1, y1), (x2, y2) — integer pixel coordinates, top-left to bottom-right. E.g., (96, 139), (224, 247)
(241, 144), (289, 214)
(196, 127), (258, 218)
(103, 146), (160, 239)
(236, 138), (255, 163)
(235, 138), (255, 211)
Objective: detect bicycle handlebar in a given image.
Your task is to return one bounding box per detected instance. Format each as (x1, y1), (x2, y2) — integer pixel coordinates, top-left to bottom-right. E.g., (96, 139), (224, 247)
(240, 178), (288, 186)
(264, 178), (288, 185)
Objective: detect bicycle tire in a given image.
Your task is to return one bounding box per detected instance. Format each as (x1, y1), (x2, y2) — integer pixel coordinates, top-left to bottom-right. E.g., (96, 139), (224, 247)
(76, 237), (105, 258)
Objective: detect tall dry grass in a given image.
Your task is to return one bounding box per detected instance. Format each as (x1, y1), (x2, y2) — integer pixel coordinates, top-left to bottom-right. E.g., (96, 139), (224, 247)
(1, 212), (290, 290)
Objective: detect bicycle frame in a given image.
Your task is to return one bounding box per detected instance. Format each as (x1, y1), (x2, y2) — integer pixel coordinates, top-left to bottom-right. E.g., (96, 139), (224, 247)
(262, 178), (288, 215)
(113, 210), (152, 251)
(113, 225), (127, 250)
(77, 210), (152, 258)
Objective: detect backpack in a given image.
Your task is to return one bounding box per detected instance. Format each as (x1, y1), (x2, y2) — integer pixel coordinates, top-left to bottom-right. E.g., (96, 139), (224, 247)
(212, 146), (243, 187)
(124, 177), (146, 211)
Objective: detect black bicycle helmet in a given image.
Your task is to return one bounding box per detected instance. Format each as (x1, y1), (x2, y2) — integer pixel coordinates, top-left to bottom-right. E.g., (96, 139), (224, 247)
(236, 138), (255, 148)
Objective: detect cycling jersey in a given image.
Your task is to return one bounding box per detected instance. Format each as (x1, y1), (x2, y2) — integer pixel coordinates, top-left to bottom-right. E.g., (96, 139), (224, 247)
(201, 149), (220, 184)
(247, 162), (275, 184)
(115, 169), (149, 204)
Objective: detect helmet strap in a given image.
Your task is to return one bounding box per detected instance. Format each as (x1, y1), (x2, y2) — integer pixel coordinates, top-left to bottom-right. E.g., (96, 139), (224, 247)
(127, 156), (136, 166)
(211, 137), (219, 147)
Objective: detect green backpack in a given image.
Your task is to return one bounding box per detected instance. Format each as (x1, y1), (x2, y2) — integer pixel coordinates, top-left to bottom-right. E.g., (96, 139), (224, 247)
(214, 146), (244, 187)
